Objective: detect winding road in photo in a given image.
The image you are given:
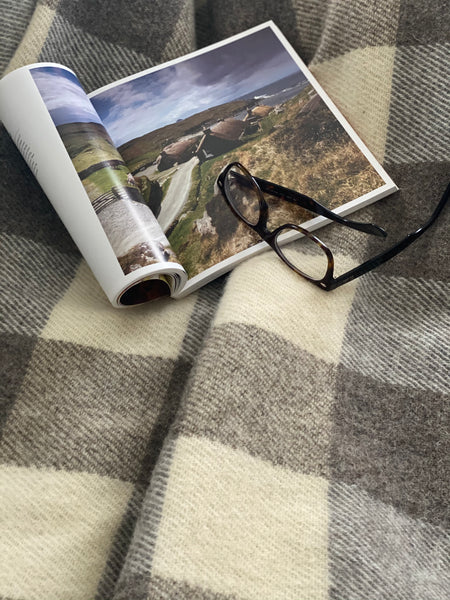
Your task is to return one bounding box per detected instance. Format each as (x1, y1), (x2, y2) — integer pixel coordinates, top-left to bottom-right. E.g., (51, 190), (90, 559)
(157, 156), (199, 232)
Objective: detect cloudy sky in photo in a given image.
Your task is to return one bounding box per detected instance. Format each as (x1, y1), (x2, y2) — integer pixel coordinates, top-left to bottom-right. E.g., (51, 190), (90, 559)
(32, 66), (102, 127)
(90, 27), (305, 146)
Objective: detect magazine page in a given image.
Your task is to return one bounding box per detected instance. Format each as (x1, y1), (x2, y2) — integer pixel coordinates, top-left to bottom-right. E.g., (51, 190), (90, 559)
(0, 64), (187, 307)
(89, 21), (397, 297)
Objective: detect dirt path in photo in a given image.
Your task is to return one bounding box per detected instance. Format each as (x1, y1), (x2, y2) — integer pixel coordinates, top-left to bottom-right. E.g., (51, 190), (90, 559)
(158, 156), (199, 232)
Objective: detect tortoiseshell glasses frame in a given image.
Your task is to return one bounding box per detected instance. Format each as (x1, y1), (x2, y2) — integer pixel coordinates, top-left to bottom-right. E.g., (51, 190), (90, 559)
(217, 162), (449, 291)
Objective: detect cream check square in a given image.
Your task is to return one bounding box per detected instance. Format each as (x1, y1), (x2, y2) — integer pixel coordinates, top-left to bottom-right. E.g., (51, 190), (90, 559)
(153, 435), (329, 600)
(0, 465), (132, 600)
(214, 252), (358, 364)
(311, 45), (396, 163)
(41, 261), (197, 358)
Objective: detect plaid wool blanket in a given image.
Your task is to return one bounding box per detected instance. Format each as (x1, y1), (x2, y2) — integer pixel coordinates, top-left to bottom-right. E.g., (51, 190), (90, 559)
(1, 1), (449, 599)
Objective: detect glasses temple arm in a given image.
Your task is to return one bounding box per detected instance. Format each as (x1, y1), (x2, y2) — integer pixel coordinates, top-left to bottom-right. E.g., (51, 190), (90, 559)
(325, 231), (425, 289)
(326, 181), (450, 290)
(253, 175), (387, 238)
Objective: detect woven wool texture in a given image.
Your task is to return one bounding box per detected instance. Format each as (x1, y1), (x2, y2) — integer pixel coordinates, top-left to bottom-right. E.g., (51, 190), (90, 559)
(1, 1), (449, 599)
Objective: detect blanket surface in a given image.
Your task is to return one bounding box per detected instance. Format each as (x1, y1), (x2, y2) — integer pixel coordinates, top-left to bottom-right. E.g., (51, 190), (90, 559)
(1, 1), (449, 599)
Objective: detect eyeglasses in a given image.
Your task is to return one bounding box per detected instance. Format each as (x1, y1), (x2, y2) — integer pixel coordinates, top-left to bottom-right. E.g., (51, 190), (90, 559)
(216, 162), (449, 291)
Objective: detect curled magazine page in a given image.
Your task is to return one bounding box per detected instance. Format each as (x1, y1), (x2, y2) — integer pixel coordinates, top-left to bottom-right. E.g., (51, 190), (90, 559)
(0, 64), (187, 307)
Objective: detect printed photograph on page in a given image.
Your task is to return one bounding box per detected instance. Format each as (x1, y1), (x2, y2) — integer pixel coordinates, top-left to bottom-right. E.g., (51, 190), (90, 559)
(90, 26), (386, 279)
(30, 66), (178, 276)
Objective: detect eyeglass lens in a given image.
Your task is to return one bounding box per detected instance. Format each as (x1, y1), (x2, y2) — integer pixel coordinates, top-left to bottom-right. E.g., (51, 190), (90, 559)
(224, 164), (261, 226)
(275, 228), (330, 281)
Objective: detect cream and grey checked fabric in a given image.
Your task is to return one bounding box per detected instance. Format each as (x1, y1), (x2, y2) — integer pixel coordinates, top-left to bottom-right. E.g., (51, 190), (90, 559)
(1, 1), (449, 599)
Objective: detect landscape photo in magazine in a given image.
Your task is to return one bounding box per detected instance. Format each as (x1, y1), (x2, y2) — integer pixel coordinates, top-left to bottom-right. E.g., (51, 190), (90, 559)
(30, 66), (178, 277)
(90, 24), (387, 280)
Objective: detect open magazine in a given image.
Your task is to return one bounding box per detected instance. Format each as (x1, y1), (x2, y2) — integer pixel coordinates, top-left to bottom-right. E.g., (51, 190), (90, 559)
(0, 22), (397, 307)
